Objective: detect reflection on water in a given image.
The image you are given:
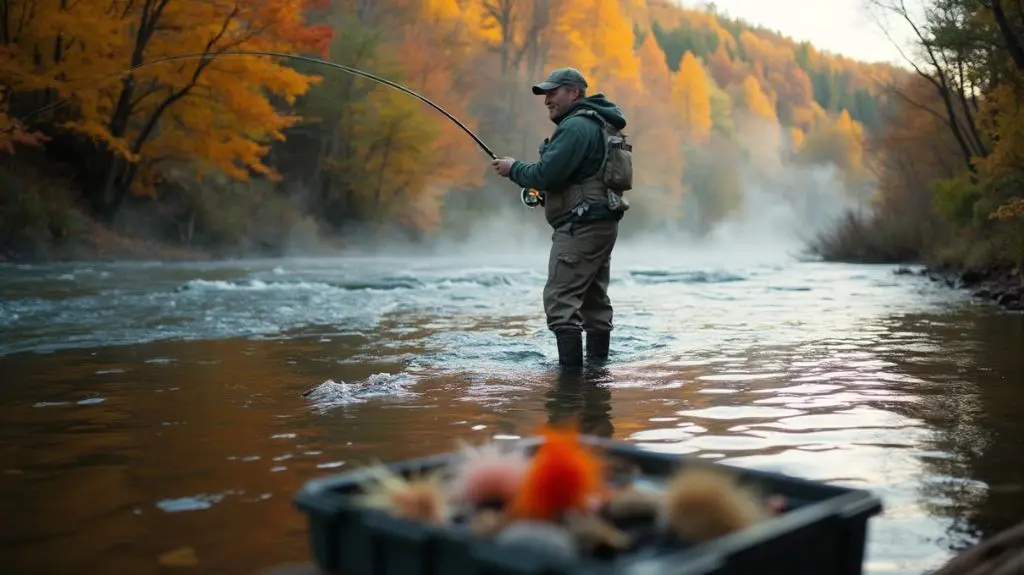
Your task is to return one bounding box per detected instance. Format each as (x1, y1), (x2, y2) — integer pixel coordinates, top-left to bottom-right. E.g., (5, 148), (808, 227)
(545, 368), (616, 438)
(0, 258), (1022, 575)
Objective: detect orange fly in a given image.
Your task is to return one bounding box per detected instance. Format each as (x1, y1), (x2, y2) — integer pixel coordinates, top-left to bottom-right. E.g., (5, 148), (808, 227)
(508, 422), (606, 522)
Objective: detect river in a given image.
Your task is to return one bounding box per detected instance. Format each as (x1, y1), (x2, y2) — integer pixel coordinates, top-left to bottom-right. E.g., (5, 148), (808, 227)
(1, 239), (1022, 575)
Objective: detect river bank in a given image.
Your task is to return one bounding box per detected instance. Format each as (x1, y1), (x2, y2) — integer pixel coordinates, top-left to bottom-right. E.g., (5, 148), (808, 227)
(0, 161), (334, 265)
(0, 198), (340, 265)
(913, 261), (1024, 312)
(0, 216), (212, 264)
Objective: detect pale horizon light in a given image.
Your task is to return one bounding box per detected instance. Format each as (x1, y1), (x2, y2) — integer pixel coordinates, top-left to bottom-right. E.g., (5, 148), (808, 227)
(672, 0), (925, 68)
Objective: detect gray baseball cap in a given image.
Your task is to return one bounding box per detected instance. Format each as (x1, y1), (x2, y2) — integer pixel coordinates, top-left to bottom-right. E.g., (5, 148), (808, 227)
(531, 67), (588, 95)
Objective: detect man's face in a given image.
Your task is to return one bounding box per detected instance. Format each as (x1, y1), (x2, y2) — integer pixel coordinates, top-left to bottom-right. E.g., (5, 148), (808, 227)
(544, 85), (578, 120)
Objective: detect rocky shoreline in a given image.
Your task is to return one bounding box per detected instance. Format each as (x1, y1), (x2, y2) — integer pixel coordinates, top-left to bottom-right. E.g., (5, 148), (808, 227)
(900, 262), (1024, 311)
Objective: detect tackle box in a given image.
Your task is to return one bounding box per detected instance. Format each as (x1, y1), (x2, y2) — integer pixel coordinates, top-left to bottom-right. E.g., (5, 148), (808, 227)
(293, 435), (883, 575)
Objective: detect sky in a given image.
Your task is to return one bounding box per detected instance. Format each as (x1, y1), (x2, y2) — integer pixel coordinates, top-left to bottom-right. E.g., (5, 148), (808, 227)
(676, 0), (923, 67)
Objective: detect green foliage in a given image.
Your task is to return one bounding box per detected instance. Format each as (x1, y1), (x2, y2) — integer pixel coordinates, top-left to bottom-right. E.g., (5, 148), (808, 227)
(0, 164), (84, 258)
(177, 177), (321, 253)
(932, 174), (984, 229)
(810, 0), (1024, 275)
(708, 83), (735, 138)
(651, 20), (721, 70)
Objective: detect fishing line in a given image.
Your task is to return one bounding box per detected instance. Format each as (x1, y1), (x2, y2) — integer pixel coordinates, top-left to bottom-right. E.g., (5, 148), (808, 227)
(7, 49), (499, 159)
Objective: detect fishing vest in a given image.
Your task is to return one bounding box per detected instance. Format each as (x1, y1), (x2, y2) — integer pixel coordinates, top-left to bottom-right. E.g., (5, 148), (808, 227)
(543, 108), (633, 228)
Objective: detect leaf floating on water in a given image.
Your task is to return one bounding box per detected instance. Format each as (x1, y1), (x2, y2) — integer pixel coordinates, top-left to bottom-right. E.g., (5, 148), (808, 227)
(158, 546), (199, 567)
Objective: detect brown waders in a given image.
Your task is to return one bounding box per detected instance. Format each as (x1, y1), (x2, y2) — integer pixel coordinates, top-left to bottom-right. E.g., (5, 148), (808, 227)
(543, 218), (619, 368)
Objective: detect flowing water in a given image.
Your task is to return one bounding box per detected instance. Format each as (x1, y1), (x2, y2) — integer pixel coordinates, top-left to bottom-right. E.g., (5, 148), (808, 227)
(1, 241), (1022, 575)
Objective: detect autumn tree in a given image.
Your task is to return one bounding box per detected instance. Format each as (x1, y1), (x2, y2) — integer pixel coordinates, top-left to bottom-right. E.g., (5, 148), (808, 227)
(735, 74), (776, 121)
(362, 0), (487, 235)
(3, 0), (331, 222)
(809, 0), (1024, 266)
(626, 32), (687, 223)
(707, 73), (735, 138)
(729, 73), (785, 168)
(459, 0), (565, 157)
(706, 44), (735, 87)
(1, 0), (911, 254)
(873, 74), (963, 251)
(796, 111), (862, 171)
(671, 51), (713, 144)
(547, 0), (640, 87)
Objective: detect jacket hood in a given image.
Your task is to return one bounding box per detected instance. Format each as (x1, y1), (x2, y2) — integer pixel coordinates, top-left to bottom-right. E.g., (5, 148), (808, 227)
(557, 93), (627, 130)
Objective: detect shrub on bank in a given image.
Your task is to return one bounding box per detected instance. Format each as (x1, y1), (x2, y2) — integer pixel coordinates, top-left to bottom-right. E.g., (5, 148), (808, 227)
(804, 206), (934, 264)
(0, 162), (87, 261)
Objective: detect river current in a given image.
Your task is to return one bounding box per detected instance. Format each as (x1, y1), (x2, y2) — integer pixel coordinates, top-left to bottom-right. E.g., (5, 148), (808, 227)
(1, 239), (1022, 575)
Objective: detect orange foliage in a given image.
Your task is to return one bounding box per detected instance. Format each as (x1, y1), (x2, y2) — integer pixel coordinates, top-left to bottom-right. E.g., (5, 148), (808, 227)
(1, 0), (911, 238)
(386, 1), (487, 232)
(991, 198), (1024, 221)
(627, 33), (686, 217)
(706, 45), (735, 87)
(0, 0), (331, 201)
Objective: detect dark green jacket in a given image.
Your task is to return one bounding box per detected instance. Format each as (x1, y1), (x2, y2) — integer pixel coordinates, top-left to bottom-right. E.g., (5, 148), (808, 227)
(509, 94), (627, 193)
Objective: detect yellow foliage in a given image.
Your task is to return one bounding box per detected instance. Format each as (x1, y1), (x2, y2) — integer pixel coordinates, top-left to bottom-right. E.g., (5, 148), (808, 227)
(627, 31), (686, 218)
(737, 74), (776, 122)
(461, 0), (506, 46)
(1, 0), (911, 237)
(789, 127), (805, 151)
(1, 0), (330, 203)
(549, 0), (640, 87)
(671, 52), (713, 144)
(977, 83), (1024, 182)
(797, 109), (865, 175)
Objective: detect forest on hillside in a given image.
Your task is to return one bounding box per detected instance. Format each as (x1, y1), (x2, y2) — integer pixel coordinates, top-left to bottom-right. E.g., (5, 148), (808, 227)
(1, 0), (1017, 269)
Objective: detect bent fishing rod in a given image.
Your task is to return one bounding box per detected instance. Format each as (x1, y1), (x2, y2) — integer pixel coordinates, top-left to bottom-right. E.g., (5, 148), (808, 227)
(6, 49), (544, 207)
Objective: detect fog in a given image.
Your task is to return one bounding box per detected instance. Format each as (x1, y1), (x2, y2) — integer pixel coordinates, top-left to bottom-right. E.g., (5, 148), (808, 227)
(274, 108), (871, 274)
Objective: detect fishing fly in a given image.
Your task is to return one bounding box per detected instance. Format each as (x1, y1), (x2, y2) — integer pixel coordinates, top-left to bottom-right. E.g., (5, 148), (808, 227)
(5, 49), (545, 208)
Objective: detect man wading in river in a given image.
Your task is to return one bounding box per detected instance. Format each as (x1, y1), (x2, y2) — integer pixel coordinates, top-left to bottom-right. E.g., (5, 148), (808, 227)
(491, 67), (633, 369)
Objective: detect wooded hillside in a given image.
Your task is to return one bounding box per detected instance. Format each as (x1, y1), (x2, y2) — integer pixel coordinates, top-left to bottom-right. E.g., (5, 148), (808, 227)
(0, 0), (917, 258)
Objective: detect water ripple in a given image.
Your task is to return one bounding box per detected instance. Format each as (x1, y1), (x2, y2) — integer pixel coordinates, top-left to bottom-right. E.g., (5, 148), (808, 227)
(1, 251), (1020, 575)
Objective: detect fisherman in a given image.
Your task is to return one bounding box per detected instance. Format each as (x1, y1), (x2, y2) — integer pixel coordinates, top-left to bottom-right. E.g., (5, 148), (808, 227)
(491, 67), (632, 369)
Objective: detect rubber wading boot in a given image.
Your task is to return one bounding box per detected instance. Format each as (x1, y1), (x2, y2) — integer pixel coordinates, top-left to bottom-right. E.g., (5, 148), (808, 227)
(586, 331), (610, 362)
(555, 330), (583, 369)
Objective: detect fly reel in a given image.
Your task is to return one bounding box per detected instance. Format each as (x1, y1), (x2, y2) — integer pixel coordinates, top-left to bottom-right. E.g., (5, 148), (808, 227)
(520, 187), (545, 208)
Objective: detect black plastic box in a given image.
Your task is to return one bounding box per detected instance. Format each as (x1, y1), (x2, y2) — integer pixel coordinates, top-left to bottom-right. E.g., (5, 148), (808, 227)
(293, 436), (883, 575)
